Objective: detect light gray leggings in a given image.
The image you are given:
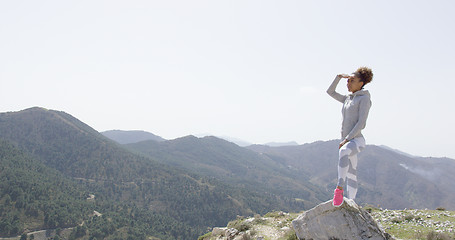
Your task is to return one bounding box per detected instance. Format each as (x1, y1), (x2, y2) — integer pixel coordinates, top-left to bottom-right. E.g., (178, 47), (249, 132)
(337, 137), (365, 199)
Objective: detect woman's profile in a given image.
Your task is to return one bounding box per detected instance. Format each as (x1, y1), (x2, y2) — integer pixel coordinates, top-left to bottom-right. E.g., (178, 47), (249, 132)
(326, 67), (373, 207)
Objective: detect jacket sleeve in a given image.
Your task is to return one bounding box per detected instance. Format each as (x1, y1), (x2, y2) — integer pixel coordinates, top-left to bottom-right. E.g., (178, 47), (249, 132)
(345, 95), (372, 141)
(326, 76), (347, 103)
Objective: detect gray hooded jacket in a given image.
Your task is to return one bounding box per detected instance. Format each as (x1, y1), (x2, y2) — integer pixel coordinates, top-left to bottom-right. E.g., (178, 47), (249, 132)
(327, 76), (372, 141)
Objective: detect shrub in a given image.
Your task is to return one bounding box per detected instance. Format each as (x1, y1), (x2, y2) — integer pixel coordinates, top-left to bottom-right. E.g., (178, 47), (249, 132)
(404, 214), (415, 221)
(252, 217), (266, 225)
(391, 217), (403, 223)
(362, 204), (379, 213)
(227, 219), (251, 232)
(264, 211), (284, 218)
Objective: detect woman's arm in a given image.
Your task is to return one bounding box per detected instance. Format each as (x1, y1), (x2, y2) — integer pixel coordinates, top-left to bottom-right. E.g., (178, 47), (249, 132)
(327, 75), (347, 103)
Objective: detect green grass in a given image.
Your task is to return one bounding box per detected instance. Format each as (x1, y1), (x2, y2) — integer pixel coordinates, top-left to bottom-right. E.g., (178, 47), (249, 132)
(368, 208), (455, 239)
(197, 232), (212, 240)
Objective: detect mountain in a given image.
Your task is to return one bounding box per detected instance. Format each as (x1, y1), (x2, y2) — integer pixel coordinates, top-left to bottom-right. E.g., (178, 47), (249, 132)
(217, 135), (252, 147)
(126, 135), (330, 209)
(0, 107), (154, 181)
(101, 129), (166, 144)
(247, 141), (455, 210)
(194, 134), (253, 147)
(192, 134), (298, 147)
(123, 129), (455, 211)
(0, 107), (292, 239)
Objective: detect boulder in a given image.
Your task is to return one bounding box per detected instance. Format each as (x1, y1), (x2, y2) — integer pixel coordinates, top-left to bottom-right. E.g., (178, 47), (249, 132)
(292, 198), (394, 240)
(212, 227), (227, 236)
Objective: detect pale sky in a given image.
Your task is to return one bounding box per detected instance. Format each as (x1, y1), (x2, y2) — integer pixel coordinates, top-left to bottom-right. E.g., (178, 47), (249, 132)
(1, 1), (454, 158)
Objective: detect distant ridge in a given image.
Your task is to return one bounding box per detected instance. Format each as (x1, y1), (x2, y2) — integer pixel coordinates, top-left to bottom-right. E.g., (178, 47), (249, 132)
(379, 145), (418, 158)
(218, 136), (252, 147)
(195, 134), (299, 147)
(195, 134), (253, 147)
(102, 129), (166, 144)
(264, 141), (299, 147)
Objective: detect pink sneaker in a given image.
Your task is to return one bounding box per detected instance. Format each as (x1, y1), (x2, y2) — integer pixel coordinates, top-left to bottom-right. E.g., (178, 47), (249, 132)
(332, 188), (344, 207)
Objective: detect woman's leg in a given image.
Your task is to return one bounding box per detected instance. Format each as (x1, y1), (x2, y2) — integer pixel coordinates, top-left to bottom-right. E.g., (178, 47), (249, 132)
(346, 153), (358, 199)
(337, 138), (365, 199)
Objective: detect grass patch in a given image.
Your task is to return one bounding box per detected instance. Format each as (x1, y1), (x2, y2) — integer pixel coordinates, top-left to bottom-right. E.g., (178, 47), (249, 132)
(368, 208), (455, 240)
(197, 232), (212, 240)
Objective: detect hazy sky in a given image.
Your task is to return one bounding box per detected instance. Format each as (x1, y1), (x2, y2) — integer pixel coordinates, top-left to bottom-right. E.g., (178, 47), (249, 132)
(1, 1), (454, 158)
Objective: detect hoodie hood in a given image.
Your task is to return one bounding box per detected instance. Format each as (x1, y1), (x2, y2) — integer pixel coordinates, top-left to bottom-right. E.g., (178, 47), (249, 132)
(350, 89), (370, 97)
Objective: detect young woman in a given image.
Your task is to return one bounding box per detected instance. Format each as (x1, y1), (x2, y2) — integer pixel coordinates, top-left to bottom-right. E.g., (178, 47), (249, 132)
(326, 67), (373, 207)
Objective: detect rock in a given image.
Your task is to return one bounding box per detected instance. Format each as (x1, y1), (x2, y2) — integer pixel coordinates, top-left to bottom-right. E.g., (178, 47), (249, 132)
(233, 232), (248, 240)
(292, 198), (394, 240)
(225, 228), (239, 239)
(212, 227), (227, 236)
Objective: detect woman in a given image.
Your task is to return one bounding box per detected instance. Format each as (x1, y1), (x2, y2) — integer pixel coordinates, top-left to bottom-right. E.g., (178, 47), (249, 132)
(326, 67), (373, 207)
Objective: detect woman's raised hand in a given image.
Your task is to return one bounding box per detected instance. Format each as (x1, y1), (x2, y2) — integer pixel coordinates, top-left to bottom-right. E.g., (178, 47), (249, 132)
(337, 74), (350, 78)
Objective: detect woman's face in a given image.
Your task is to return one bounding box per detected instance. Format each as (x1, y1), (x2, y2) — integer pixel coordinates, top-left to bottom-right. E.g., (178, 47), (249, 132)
(347, 74), (364, 93)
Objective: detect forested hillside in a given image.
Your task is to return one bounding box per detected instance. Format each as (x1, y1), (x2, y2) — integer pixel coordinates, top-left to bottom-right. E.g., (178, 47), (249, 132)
(0, 107), (297, 239)
(0, 112), (204, 239)
(0, 138), (198, 239)
(0, 140), (92, 237)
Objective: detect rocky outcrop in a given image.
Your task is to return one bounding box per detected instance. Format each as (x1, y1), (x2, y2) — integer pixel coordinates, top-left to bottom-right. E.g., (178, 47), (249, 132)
(292, 198), (394, 240)
(199, 212), (298, 240)
(199, 202), (455, 240)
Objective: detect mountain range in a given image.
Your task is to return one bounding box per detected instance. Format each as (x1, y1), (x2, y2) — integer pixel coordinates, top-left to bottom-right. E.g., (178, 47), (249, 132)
(107, 127), (455, 210)
(124, 135), (328, 208)
(1, 107), (454, 239)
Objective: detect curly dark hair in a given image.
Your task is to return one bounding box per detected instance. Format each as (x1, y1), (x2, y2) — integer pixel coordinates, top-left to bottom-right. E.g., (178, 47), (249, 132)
(355, 67), (373, 86)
